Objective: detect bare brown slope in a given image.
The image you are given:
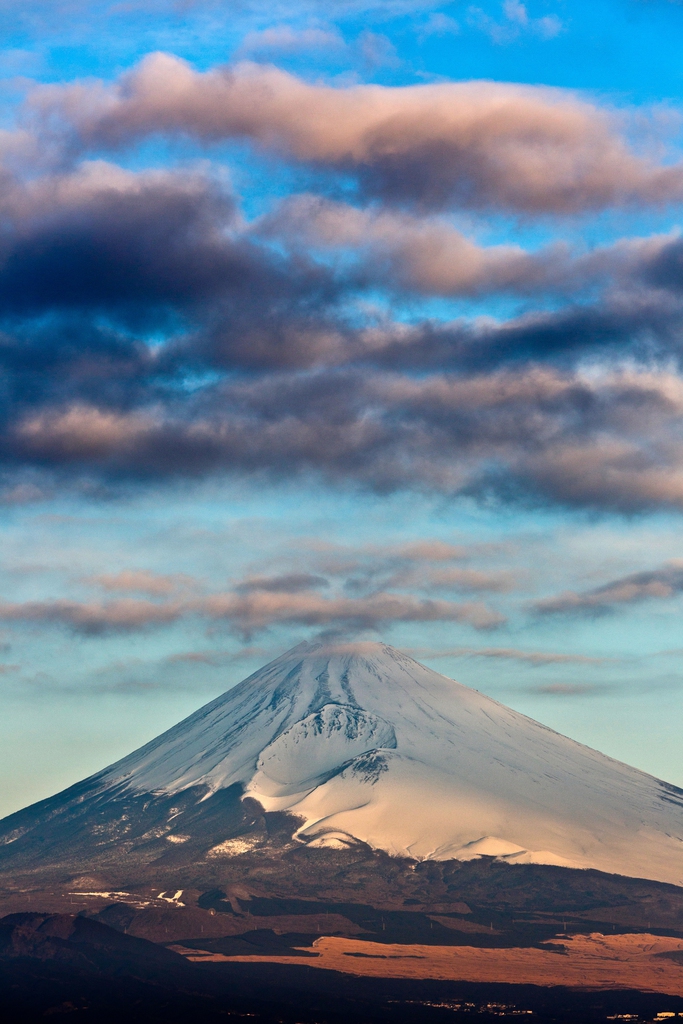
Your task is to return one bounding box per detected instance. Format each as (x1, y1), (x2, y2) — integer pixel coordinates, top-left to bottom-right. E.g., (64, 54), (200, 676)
(183, 931), (683, 996)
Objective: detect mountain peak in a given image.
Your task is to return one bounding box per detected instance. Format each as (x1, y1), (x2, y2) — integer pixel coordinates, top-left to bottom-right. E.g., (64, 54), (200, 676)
(249, 637), (418, 671)
(2, 640), (682, 887)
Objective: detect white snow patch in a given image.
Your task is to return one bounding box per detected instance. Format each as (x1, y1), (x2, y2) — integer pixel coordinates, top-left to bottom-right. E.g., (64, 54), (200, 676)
(70, 891), (131, 899)
(443, 836), (577, 868)
(304, 830), (360, 850)
(140, 826), (169, 840)
(207, 837), (260, 857)
(1, 827), (29, 845)
(504, 848), (577, 867)
(157, 890), (184, 904)
(452, 837), (528, 861)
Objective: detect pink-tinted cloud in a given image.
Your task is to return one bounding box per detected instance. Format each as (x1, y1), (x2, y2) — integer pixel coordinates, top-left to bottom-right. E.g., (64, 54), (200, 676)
(260, 195), (555, 295)
(260, 195), (675, 297)
(383, 565), (515, 591)
(197, 589), (505, 632)
(389, 540), (469, 561)
(91, 569), (197, 595)
(30, 53), (683, 213)
(259, 537), (513, 596)
(0, 597), (182, 633)
(0, 589), (504, 634)
(535, 560), (683, 616)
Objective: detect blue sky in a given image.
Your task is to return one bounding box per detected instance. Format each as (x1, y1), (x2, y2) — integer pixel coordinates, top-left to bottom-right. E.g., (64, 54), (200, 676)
(1, 0), (683, 816)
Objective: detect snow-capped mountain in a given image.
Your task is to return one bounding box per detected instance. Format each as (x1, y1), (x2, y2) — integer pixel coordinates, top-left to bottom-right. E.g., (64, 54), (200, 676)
(1, 641), (682, 887)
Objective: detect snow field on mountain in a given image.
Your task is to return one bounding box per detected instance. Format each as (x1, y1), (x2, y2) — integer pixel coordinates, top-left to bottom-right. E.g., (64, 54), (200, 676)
(100, 641), (683, 885)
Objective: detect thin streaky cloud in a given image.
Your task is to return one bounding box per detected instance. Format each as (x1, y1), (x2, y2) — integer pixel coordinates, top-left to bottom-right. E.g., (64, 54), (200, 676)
(90, 569), (198, 595)
(0, 590), (505, 635)
(234, 26), (347, 60)
(234, 572), (330, 593)
(406, 646), (611, 665)
(526, 683), (606, 696)
(534, 560), (683, 616)
(164, 645), (276, 665)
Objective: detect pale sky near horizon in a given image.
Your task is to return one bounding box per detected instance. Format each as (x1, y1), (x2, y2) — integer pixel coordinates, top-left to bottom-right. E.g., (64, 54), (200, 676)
(1, 0), (683, 817)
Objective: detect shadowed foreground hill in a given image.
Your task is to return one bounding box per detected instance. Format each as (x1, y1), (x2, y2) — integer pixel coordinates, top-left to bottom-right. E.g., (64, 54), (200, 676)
(2, 912), (683, 1023)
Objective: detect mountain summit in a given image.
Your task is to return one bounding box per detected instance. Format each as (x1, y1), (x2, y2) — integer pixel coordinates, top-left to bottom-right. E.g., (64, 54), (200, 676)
(1, 641), (682, 886)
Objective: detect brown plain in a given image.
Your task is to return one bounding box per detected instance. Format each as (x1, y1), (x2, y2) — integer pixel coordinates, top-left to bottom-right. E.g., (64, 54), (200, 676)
(177, 932), (683, 996)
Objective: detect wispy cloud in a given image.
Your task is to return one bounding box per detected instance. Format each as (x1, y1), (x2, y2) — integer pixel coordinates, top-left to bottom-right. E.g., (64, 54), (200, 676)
(535, 560), (683, 615)
(417, 12), (461, 41)
(410, 646), (610, 665)
(234, 572), (330, 593)
(235, 25), (347, 60)
(468, 1), (563, 45)
(0, 536), (512, 643)
(165, 645), (276, 665)
(526, 682), (606, 696)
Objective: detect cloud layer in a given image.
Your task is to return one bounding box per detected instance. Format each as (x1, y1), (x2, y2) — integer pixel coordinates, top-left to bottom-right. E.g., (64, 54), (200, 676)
(0, 51), (682, 517)
(0, 544), (507, 636)
(8, 365), (683, 511)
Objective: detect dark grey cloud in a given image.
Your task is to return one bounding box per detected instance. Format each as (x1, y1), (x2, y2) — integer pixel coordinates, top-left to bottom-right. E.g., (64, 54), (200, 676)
(535, 560), (683, 615)
(234, 572), (330, 593)
(354, 291), (683, 373)
(4, 363), (683, 512)
(0, 173), (235, 318)
(640, 236), (683, 293)
(0, 163), (682, 429)
(0, 165), (334, 334)
(526, 682), (606, 696)
(0, 163), (346, 442)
